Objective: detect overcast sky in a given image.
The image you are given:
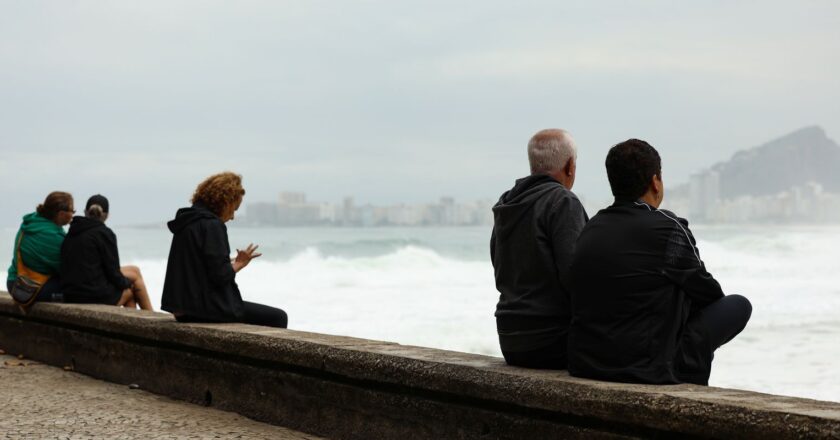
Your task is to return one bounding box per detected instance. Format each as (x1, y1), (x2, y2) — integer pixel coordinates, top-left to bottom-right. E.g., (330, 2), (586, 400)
(1, 0), (838, 226)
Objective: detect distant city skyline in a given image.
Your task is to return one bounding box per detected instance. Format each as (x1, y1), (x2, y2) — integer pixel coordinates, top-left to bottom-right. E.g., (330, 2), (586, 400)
(666, 179), (840, 224)
(242, 191), (495, 227)
(244, 126), (840, 226)
(4, 124), (837, 228)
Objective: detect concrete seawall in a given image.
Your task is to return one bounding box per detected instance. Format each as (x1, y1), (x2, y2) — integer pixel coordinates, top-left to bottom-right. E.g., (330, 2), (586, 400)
(1, 293), (839, 439)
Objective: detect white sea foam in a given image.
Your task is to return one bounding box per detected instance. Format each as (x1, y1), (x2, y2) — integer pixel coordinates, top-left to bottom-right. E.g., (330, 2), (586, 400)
(132, 245), (501, 357)
(694, 230), (840, 401)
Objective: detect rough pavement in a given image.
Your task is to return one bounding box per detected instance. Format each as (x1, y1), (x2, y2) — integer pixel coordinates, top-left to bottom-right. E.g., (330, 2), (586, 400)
(0, 353), (324, 440)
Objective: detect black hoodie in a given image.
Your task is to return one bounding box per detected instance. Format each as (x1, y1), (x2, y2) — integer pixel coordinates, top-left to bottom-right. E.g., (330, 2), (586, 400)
(60, 216), (132, 302)
(161, 204), (244, 321)
(491, 174), (588, 353)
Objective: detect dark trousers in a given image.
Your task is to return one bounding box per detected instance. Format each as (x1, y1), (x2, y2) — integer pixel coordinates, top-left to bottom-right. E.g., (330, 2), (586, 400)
(240, 301), (288, 328)
(176, 301), (288, 329)
(676, 294), (752, 385)
(6, 277), (64, 302)
(502, 337), (567, 369)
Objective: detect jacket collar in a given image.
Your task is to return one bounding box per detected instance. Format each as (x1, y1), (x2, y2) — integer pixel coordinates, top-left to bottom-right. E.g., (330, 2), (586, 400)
(613, 197), (656, 211)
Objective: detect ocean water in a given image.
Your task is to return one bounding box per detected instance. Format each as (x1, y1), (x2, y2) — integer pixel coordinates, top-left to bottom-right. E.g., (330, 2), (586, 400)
(2, 224), (839, 402)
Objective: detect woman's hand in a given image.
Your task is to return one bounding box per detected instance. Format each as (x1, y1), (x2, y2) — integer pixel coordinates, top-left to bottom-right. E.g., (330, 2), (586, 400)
(232, 243), (262, 273)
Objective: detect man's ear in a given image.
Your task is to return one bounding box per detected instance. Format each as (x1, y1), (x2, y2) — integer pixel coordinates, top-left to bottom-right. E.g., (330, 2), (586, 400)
(652, 173), (663, 196)
(564, 157), (575, 176)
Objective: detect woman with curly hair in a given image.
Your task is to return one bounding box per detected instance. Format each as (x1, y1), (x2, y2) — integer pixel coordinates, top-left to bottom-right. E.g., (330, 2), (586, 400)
(161, 172), (288, 328)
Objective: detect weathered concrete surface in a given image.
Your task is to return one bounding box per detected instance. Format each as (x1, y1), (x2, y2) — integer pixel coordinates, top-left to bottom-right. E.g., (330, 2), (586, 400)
(1, 293), (839, 439)
(0, 353), (324, 439)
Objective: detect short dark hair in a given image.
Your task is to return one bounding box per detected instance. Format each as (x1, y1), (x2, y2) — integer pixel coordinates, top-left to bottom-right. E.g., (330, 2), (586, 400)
(605, 139), (662, 200)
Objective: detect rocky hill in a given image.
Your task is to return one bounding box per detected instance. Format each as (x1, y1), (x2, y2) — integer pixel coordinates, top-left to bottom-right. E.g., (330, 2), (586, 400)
(673, 126), (840, 199)
(713, 126), (840, 198)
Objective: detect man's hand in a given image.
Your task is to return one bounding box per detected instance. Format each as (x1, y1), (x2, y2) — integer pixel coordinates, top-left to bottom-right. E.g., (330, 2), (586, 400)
(232, 243), (262, 273)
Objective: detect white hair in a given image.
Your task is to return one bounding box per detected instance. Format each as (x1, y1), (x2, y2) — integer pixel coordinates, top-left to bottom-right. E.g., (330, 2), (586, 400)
(527, 128), (577, 175)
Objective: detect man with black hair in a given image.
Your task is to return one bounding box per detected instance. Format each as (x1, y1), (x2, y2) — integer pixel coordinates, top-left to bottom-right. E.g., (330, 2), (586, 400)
(491, 128), (588, 369)
(568, 139), (751, 385)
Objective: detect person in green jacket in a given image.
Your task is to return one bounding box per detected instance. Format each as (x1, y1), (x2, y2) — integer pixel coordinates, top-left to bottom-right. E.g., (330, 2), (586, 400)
(6, 191), (75, 302)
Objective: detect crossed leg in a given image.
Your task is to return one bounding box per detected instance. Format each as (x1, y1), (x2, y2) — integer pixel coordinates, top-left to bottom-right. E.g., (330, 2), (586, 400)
(119, 265), (153, 311)
(677, 294), (752, 385)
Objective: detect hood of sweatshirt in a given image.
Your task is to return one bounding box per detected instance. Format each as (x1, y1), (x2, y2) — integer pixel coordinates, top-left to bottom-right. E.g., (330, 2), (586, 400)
(167, 204), (219, 234)
(66, 216), (106, 238)
(492, 174), (565, 238)
(20, 212), (66, 237)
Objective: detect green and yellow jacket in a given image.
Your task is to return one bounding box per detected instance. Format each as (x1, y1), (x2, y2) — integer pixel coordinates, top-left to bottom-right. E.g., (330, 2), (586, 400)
(7, 212), (66, 281)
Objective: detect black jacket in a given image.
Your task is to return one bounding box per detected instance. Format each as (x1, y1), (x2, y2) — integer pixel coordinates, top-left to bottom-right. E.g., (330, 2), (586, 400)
(491, 174), (588, 352)
(161, 204), (244, 321)
(60, 216), (132, 301)
(568, 199), (724, 384)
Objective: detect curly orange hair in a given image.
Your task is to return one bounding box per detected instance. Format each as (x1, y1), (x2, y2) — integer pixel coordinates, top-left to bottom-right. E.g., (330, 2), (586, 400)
(191, 172), (246, 217)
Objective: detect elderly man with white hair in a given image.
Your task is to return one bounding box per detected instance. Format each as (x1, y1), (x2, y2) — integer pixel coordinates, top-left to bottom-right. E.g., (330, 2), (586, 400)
(490, 128), (588, 369)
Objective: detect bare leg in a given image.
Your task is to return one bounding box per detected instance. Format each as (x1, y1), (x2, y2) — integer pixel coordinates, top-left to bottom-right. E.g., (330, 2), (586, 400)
(116, 289), (137, 308)
(120, 265), (154, 311)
